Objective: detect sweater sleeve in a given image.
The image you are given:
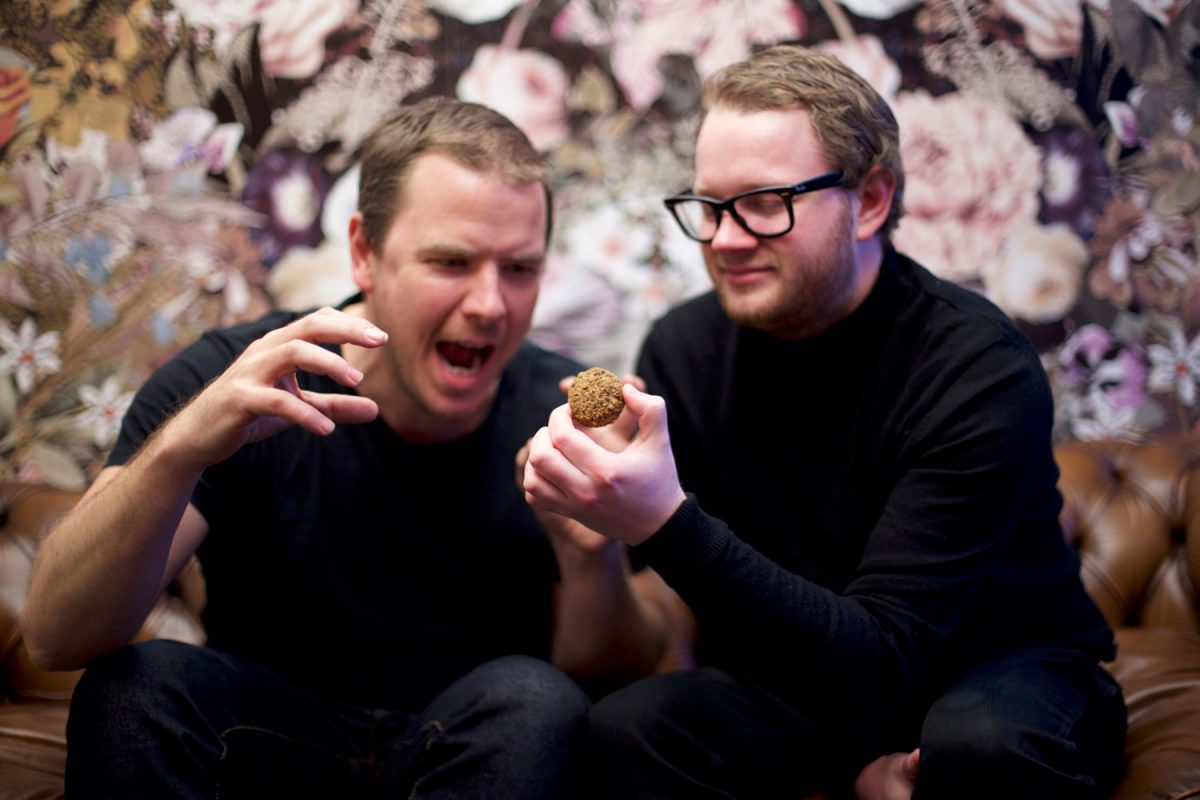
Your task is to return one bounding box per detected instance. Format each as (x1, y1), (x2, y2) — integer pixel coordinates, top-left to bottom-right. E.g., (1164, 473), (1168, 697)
(632, 326), (1061, 728)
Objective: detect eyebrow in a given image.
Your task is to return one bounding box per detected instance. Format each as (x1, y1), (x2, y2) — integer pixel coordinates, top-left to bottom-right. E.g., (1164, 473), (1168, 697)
(416, 244), (545, 264)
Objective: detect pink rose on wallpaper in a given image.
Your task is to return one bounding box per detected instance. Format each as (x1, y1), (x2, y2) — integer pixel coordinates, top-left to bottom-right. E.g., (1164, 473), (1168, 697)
(165, 0), (356, 79)
(552, 0), (803, 111)
(994, 0), (1082, 61)
(817, 35), (901, 101)
(891, 90), (1042, 283)
(456, 45), (570, 151)
(982, 223), (1087, 323)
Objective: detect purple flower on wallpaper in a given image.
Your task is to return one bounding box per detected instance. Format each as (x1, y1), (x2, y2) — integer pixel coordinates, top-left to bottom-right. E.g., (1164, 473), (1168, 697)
(242, 149), (332, 266)
(1056, 323), (1148, 410)
(1034, 126), (1110, 238)
(1089, 196), (1196, 313)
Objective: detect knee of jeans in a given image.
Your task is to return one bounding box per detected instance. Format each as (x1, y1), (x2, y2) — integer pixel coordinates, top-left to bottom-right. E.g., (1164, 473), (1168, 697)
(587, 679), (669, 752)
(478, 655), (590, 727)
(70, 641), (210, 730)
(920, 702), (1024, 778)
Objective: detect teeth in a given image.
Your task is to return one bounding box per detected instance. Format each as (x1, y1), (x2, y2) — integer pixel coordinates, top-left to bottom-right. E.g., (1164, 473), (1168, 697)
(437, 342), (491, 374)
(444, 352), (481, 374)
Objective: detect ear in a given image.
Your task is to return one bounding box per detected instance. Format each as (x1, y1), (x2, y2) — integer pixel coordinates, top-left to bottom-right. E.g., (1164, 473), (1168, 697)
(853, 165), (896, 242)
(348, 211), (375, 293)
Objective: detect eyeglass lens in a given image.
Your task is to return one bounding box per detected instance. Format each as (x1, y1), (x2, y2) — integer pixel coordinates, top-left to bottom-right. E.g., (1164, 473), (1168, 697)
(673, 190), (794, 241)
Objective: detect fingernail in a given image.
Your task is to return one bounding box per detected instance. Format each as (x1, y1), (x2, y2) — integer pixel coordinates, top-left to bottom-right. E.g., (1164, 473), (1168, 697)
(365, 326), (387, 343)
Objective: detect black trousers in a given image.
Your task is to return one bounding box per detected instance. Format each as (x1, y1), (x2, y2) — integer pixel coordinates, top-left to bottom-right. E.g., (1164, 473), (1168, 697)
(584, 646), (1127, 799)
(65, 640), (590, 799)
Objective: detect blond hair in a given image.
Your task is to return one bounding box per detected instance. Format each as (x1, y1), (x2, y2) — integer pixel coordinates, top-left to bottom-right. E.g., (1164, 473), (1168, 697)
(358, 97), (551, 253)
(700, 45), (905, 235)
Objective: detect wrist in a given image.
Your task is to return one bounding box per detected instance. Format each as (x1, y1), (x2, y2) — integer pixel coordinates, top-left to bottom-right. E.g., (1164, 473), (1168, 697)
(139, 416), (212, 481)
(552, 537), (624, 578)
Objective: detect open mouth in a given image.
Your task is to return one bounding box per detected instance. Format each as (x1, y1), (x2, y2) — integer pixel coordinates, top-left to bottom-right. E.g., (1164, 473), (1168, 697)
(436, 341), (495, 374)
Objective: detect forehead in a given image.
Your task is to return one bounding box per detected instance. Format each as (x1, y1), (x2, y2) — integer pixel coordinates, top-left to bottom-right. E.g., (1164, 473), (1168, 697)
(694, 107), (829, 195)
(387, 152), (548, 254)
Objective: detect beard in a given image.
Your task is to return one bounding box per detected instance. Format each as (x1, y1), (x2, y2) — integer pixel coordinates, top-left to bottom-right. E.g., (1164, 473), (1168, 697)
(709, 197), (861, 339)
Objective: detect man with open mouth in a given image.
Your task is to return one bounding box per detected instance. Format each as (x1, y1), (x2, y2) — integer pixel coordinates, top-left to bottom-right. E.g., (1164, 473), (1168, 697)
(24, 97), (679, 800)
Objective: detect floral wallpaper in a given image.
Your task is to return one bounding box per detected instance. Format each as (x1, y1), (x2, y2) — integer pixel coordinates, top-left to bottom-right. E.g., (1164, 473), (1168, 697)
(0, 0), (1198, 489)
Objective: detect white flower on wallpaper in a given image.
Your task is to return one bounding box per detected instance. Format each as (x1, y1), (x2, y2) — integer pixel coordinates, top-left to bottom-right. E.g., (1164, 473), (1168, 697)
(139, 108), (243, 174)
(993, 0), (1083, 61)
(816, 35), (902, 102)
(562, 204), (657, 279)
(983, 223), (1087, 324)
(76, 376), (134, 448)
(268, 164), (359, 310)
(552, 0), (803, 110)
(1148, 324), (1200, 406)
(0, 317), (61, 395)
(532, 196), (709, 375)
(186, 243), (251, 316)
(530, 251), (627, 370)
(430, 0), (525, 23)
(891, 90), (1042, 283)
(836, 0), (922, 20)
(1059, 389), (1142, 440)
(163, 0), (357, 79)
(457, 45), (571, 151)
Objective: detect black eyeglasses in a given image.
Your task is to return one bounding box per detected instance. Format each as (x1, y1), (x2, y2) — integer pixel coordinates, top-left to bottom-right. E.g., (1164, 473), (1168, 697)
(663, 171), (844, 243)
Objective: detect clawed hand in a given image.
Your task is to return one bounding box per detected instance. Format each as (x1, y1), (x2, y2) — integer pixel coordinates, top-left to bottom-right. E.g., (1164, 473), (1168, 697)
(166, 306), (387, 472)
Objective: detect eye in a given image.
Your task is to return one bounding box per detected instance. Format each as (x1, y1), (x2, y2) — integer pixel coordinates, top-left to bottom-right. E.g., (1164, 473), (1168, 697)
(433, 256), (468, 269)
(505, 261), (542, 276)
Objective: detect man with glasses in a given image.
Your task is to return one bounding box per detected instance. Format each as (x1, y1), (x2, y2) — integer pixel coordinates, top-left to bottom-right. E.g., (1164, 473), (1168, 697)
(523, 45), (1126, 799)
(23, 98), (677, 799)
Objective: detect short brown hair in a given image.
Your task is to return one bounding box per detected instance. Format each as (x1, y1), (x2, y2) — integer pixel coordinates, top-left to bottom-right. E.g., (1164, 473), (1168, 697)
(357, 97), (552, 254)
(700, 45), (905, 236)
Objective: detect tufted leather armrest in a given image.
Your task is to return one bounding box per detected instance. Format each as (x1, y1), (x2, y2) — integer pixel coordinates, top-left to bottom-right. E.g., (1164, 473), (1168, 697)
(0, 484), (208, 703)
(0, 483), (208, 800)
(1055, 438), (1200, 800)
(1056, 437), (1200, 633)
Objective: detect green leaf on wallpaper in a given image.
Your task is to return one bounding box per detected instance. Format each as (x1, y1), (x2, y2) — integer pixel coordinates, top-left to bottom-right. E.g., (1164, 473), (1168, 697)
(0, 261), (35, 313)
(567, 65), (617, 116)
(163, 25), (261, 126)
(1152, 176), (1200, 218)
(0, 374), (15, 432)
(0, 163), (20, 209)
(4, 123), (41, 159)
(22, 441), (88, 491)
(1110, 0), (1172, 84)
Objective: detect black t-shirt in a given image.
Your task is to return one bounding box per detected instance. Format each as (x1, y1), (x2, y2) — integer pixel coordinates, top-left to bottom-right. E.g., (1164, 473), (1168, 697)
(633, 247), (1116, 725)
(109, 307), (581, 710)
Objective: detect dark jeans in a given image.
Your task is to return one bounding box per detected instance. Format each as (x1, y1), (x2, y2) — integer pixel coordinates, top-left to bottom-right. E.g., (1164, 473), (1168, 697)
(65, 640), (590, 799)
(583, 647), (1127, 799)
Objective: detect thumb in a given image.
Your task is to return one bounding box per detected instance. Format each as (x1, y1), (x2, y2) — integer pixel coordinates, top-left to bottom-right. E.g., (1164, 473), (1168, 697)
(904, 748), (921, 780)
(622, 384), (669, 438)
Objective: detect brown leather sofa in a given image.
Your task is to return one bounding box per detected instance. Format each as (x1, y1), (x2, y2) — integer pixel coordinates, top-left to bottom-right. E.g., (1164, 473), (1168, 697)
(0, 485), (206, 799)
(2, 437), (1199, 799)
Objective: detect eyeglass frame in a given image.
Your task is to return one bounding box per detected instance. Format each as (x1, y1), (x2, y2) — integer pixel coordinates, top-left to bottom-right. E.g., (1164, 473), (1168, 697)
(663, 170), (845, 244)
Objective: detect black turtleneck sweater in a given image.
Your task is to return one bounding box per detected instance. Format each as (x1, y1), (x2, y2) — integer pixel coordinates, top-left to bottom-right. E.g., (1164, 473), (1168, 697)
(632, 247), (1114, 728)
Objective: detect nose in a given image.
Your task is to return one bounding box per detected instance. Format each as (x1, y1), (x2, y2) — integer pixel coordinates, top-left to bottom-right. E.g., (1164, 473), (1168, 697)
(708, 212), (758, 251)
(461, 263), (506, 323)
